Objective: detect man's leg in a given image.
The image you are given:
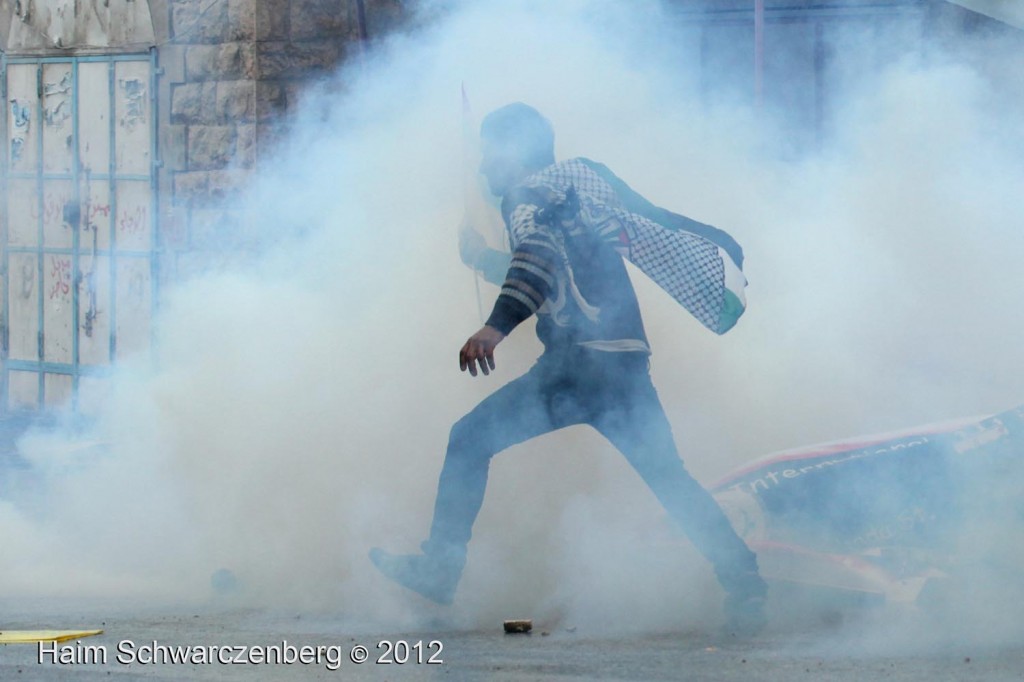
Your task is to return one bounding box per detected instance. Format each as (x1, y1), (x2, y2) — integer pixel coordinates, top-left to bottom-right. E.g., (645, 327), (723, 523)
(425, 362), (584, 550)
(372, 358), (585, 603)
(589, 359), (766, 630)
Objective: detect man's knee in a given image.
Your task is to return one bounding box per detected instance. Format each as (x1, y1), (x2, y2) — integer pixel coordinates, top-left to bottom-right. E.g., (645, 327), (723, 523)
(447, 413), (497, 462)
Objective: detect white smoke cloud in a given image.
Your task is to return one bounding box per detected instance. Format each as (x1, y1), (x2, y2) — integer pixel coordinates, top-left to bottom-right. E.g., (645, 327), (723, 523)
(2, 0), (1022, 642)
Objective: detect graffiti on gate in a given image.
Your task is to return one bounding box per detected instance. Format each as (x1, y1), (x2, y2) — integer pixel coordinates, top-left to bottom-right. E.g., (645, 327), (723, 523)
(48, 256), (72, 300)
(118, 205), (147, 237)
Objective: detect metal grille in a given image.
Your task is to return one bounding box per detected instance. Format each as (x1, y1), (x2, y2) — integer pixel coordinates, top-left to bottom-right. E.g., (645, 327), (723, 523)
(1, 52), (158, 412)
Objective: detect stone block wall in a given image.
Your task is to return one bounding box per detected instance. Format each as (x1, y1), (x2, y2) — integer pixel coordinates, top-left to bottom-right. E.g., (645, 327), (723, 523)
(157, 0), (404, 273)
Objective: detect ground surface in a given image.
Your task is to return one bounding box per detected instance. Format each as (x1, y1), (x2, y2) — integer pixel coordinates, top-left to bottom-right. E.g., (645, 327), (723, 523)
(2, 599), (1021, 681)
(2, 419), (1021, 680)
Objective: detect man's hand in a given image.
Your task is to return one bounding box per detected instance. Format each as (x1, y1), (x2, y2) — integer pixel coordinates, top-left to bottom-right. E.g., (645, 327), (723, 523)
(458, 223), (487, 269)
(459, 325), (506, 377)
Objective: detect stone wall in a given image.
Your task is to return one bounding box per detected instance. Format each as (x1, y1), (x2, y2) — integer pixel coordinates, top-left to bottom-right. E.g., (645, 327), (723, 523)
(157, 0), (404, 272)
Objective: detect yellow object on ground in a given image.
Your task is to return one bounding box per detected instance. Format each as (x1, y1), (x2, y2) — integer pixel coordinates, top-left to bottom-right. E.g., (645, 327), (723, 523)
(0, 630), (103, 644)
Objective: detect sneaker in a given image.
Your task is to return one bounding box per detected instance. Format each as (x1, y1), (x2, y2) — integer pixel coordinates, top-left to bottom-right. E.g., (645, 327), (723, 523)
(719, 568), (768, 637)
(368, 547), (466, 605)
(722, 592), (767, 637)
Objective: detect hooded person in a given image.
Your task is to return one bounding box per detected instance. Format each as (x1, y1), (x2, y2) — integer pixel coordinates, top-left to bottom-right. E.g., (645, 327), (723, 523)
(370, 102), (767, 634)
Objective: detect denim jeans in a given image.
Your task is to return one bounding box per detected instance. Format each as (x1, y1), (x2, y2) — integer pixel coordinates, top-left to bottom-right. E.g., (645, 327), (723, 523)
(424, 347), (761, 595)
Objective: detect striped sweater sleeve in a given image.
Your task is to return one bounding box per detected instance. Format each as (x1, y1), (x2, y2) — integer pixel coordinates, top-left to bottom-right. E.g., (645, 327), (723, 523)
(485, 200), (561, 335)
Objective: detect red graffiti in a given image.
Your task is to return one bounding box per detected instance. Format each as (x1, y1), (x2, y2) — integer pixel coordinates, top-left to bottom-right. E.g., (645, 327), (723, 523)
(90, 203), (111, 220)
(48, 256), (72, 300)
(118, 205), (147, 236)
(30, 193), (69, 225)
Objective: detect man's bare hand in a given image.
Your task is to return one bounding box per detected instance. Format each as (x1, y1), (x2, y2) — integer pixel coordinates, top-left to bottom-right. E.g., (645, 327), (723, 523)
(459, 222), (487, 269)
(459, 326), (506, 377)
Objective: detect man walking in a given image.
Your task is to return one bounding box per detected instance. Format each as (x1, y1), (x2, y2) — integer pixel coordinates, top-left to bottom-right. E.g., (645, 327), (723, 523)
(370, 103), (767, 633)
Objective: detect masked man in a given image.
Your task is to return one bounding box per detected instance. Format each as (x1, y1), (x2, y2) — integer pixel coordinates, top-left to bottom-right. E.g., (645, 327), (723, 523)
(371, 103), (767, 634)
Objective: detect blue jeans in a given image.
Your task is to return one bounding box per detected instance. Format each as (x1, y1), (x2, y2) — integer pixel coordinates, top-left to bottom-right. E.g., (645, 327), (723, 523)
(424, 347), (762, 595)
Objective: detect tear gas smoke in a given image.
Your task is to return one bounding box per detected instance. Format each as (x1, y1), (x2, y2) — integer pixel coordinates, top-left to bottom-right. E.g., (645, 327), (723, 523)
(2, 0), (1023, 645)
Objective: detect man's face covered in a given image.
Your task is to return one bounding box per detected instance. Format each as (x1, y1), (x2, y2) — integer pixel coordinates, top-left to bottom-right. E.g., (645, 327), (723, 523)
(479, 135), (526, 197)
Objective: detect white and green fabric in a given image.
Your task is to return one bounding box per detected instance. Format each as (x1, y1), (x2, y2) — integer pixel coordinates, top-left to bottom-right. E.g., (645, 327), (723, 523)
(523, 158), (747, 335)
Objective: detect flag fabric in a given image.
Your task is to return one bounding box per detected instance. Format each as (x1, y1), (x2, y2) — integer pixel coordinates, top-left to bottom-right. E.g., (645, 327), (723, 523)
(461, 86), (507, 252)
(521, 157), (748, 334)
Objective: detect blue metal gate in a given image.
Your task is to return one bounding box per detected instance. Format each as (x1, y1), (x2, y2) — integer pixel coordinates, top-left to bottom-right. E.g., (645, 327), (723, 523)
(1, 52), (158, 412)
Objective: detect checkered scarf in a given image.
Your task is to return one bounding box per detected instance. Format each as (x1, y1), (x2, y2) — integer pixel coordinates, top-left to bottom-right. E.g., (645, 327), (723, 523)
(515, 158), (746, 334)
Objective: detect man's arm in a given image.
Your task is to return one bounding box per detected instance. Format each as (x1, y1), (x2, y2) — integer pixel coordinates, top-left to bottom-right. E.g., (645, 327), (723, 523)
(482, 200), (560, 336)
(459, 192), (561, 377)
(578, 157), (744, 268)
(458, 224), (511, 286)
